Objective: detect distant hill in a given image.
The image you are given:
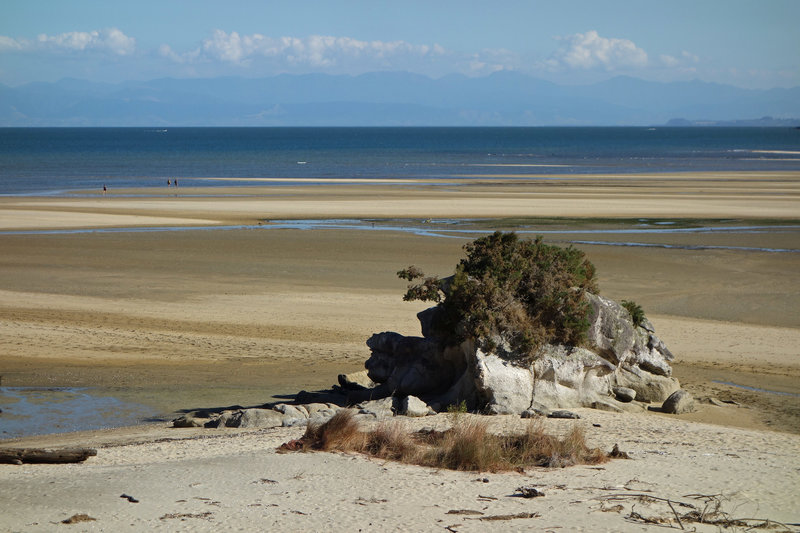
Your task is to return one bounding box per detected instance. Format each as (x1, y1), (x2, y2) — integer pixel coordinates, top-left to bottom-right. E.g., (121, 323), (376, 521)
(1, 72), (798, 126)
(665, 116), (800, 127)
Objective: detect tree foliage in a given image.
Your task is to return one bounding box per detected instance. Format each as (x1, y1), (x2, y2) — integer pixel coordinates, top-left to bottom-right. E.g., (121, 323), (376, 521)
(398, 232), (599, 360)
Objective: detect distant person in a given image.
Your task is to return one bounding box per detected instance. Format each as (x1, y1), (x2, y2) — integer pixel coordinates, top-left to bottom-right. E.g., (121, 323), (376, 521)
(168, 179), (171, 186)
(102, 184), (107, 196)
(174, 179), (178, 187)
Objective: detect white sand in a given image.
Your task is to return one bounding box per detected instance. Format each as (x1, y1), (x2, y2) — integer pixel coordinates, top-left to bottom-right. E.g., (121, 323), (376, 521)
(1, 412), (798, 532)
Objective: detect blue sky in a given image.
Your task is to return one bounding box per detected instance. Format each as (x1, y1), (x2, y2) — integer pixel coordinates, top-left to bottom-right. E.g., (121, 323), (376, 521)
(1, 0), (798, 88)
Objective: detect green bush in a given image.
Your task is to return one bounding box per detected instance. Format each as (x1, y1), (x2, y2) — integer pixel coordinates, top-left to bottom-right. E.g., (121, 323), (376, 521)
(446, 400), (468, 414)
(621, 300), (646, 327)
(398, 232), (599, 360)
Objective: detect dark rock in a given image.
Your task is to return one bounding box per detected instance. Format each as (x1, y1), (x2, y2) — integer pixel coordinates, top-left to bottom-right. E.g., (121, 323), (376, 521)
(366, 332), (460, 396)
(613, 386), (637, 402)
(516, 486), (545, 498)
(547, 410), (581, 419)
(609, 444), (630, 458)
(521, 406), (549, 418)
(661, 389), (695, 414)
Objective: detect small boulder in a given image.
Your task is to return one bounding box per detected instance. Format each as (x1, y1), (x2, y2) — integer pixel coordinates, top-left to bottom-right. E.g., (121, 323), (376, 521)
(591, 399), (624, 413)
(273, 404), (309, 418)
(216, 410), (241, 427)
(304, 403), (339, 417)
(547, 410), (581, 419)
(239, 408), (286, 428)
(661, 389), (695, 414)
(614, 367), (680, 403)
(357, 397), (396, 418)
(521, 407), (548, 418)
(338, 370), (376, 390)
(402, 395), (432, 417)
(613, 386), (637, 403)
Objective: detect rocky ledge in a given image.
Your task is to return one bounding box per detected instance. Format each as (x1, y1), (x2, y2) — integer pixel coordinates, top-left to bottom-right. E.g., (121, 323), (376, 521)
(173, 292), (696, 430)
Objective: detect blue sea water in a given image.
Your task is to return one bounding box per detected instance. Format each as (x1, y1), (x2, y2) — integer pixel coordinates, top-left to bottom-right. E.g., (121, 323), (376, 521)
(1, 127), (799, 195)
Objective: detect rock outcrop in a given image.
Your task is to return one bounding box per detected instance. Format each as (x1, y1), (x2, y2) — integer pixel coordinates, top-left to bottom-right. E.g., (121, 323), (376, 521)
(359, 293), (679, 415)
(172, 292), (679, 430)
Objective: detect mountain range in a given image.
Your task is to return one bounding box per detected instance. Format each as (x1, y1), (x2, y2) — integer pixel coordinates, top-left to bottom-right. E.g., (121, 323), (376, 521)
(1, 71), (798, 127)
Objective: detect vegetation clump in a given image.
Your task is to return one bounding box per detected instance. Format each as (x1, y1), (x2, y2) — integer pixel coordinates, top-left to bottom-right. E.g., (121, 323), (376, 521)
(398, 232), (599, 360)
(281, 410), (608, 472)
(621, 300), (646, 327)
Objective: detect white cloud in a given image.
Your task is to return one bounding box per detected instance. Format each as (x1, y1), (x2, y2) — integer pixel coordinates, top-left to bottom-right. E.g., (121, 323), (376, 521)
(0, 28), (135, 55)
(464, 48), (515, 75)
(660, 50), (699, 68)
(547, 30), (648, 71)
(0, 35), (25, 51)
(168, 30), (445, 70)
(659, 54), (679, 67)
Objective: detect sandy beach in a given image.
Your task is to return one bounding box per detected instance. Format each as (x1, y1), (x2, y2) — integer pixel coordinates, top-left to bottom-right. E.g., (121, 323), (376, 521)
(1, 172), (799, 531)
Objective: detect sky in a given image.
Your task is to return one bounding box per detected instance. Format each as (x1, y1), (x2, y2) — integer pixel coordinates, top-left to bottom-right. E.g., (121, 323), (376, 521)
(1, 0), (798, 89)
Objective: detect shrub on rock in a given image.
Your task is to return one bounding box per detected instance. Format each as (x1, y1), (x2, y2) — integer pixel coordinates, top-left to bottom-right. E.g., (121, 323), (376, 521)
(399, 231), (598, 361)
(368, 232), (679, 414)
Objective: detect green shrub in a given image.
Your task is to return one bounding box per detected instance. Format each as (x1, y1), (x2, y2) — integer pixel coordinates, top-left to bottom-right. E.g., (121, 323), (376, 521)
(399, 232), (599, 360)
(621, 300), (646, 327)
(446, 400), (468, 414)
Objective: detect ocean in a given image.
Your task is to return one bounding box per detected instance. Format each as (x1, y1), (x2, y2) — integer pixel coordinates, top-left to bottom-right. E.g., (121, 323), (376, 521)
(1, 127), (799, 195)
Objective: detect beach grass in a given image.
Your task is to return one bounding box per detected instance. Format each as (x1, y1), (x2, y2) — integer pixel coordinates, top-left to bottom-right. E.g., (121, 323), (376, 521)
(282, 410), (609, 472)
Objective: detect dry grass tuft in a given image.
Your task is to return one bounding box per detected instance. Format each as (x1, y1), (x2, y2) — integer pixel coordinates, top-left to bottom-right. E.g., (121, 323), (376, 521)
(283, 410), (609, 472)
(300, 409), (364, 451)
(364, 421), (418, 462)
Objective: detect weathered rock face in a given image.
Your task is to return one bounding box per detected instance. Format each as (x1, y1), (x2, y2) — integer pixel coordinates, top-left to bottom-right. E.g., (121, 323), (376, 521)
(365, 331), (466, 397)
(474, 349), (534, 415)
(531, 345), (616, 409)
(361, 293), (679, 414)
(584, 293), (679, 402)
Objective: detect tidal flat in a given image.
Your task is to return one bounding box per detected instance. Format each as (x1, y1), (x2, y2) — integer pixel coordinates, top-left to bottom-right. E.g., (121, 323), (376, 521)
(0, 175), (798, 436)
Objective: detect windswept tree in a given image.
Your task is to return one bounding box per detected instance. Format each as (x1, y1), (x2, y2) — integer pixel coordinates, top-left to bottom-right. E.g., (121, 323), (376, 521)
(398, 232), (598, 361)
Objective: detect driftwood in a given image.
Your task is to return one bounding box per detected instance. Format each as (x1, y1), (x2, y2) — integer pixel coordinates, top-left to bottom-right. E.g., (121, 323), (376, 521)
(0, 447), (97, 465)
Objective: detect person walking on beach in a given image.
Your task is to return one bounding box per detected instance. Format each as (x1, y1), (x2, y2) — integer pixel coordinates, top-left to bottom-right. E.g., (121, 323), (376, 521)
(102, 184), (107, 196)
(167, 179), (171, 186)
(174, 178), (178, 187)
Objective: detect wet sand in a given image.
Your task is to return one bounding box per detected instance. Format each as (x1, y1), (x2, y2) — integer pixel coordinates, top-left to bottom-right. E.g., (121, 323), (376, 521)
(0, 173), (798, 436)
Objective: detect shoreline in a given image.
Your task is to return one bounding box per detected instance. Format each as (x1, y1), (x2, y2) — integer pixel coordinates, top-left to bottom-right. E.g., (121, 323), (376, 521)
(1, 170), (799, 231)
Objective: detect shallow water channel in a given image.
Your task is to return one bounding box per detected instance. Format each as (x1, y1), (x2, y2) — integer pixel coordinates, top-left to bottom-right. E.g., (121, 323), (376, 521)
(0, 387), (156, 439)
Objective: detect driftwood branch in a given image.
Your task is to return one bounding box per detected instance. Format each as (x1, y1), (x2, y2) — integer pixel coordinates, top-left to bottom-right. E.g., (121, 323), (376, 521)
(0, 447), (97, 465)
(666, 499), (684, 530)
